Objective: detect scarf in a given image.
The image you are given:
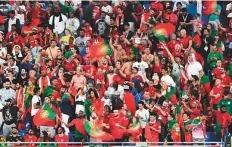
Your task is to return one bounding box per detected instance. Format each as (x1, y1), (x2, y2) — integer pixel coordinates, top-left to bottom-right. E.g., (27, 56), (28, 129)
(16, 87), (24, 109)
(38, 76), (51, 92)
(52, 13), (63, 30)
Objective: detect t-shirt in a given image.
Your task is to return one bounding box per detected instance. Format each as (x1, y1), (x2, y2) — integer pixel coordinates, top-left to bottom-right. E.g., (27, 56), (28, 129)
(54, 134), (69, 146)
(207, 52), (224, 69)
(23, 135), (37, 147)
(211, 85), (224, 105)
(209, 4), (221, 21)
(135, 108), (150, 128)
(31, 95), (41, 116)
(75, 37), (89, 52)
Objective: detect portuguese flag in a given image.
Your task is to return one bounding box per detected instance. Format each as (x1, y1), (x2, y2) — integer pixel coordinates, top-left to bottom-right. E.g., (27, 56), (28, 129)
(33, 103), (56, 127)
(73, 118), (87, 140)
(84, 120), (114, 141)
(203, 1), (217, 15)
(85, 98), (104, 118)
(89, 40), (113, 59)
(167, 120), (181, 143)
(200, 74), (211, 95)
(127, 120), (142, 142)
(43, 86), (61, 101)
(165, 87), (177, 105)
(151, 23), (176, 41)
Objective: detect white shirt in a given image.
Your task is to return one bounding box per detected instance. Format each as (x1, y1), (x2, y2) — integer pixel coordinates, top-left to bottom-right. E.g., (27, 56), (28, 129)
(16, 13), (24, 25)
(49, 14), (67, 34)
(8, 17), (17, 32)
(135, 108), (150, 128)
(161, 75), (176, 87)
(101, 97), (112, 109)
(107, 85), (124, 100)
(185, 61), (203, 79)
(66, 17), (80, 34)
(172, 0), (189, 11)
(0, 88), (15, 106)
(31, 95), (41, 116)
(133, 61), (148, 81)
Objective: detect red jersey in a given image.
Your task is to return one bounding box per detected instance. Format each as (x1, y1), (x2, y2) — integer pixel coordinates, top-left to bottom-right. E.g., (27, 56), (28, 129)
(194, 52), (204, 65)
(21, 26), (32, 35)
(90, 37), (104, 45)
(144, 86), (156, 97)
(221, 74), (231, 87)
(83, 65), (97, 78)
(149, 120), (161, 140)
(156, 107), (170, 125)
(210, 85), (224, 104)
(190, 108), (201, 120)
(124, 92), (136, 115)
(94, 73), (105, 84)
(151, 2), (163, 16)
(63, 60), (76, 72)
(70, 118), (87, 136)
(54, 134), (69, 147)
(23, 135), (37, 147)
(109, 116), (125, 139)
(216, 110), (231, 132)
(167, 40), (180, 53)
(212, 67), (221, 79)
(180, 36), (192, 49)
(98, 65), (110, 72)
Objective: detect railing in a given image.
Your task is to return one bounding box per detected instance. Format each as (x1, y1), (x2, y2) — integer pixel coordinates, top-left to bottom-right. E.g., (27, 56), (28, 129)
(0, 142), (228, 147)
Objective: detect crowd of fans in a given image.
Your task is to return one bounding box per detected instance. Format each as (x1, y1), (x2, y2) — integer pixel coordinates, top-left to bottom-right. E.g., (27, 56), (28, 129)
(0, 0), (231, 146)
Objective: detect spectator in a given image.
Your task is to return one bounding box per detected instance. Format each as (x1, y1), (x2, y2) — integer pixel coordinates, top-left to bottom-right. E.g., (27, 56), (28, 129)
(0, 80), (15, 106)
(54, 126), (69, 146)
(23, 128), (38, 147)
(2, 98), (19, 137)
(6, 127), (23, 145)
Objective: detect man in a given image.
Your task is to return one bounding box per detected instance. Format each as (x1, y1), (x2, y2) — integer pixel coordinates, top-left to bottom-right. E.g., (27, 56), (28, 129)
(220, 67), (231, 91)
(23, 128), (37, 147)
(0, 80), (15, 106)
(15, 82), (24, 111)
(43, 77), (61, 102)
(124, 22), (134, 41)
(108, 109), (127, 142)
(185, 53), (203, 78)
(95, 11), (109, 36)
(145, 112), (161, 144)
(5, 10), (20, 33)
(123, 83), (136, 115)
(46, 40), (59, 60)
(178, 8), (193, 34)
(179, 29), (192, 51)
(217, 91), (232, 115)
(210, 78), (224, 110)
(207, 44), (224, 70)
(132, 54), (148, 82)
(167, 113), (181, 144)
(160, 67), (176, 88)
(4, 57), (19, 77)
(2, 98), (19, 137)
(0, 41), (7, 65)
(38, 66), (51, 93)
(54, 126), (69, 146)
(135, 101), (150, 141)
(66, 11), (80, 36)
(40, 96), (58, 139)
(182, 113), (192, 142)
(49, 6), (67, 36)
(65, 110), (86, 142)
(215, 105), (231, 142)
(31, 87), (41, 120)
(6, 127), (23, 145)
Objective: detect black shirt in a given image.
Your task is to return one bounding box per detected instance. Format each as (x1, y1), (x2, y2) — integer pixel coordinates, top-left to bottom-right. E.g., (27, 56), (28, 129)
(7, 134), (23, 142)
(2, 105), (19, 125)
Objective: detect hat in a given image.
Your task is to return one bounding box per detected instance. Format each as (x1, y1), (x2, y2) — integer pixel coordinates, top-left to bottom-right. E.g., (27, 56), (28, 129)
(87, 79), (95, 84)
(64, 51), (73, 59)
(5, 98), (12, 102)
(55, 6), (61, 12)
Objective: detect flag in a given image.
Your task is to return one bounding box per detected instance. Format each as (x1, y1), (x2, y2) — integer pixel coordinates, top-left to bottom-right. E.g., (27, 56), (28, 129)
(192, 33), (201, 48)
(85, 98), (92, 117)
(167, 120), (181, 143)
(201, 74), (211, 95)
(165, 87), (177, 104)
(33, 103), (56, 126)
(92, 99), (104, 117)
(89, 40), (112, 59)
(151, 23), (176, 41)
(43, 86), (61, 101)
(73, 119), (87, 139)
(144, 124), (152, 142)
(127, 120), (142, 142)
(130, 46), (140, 59)
(186, 117), (203, 130)
(203, 1), (217, 15)
(84, 120), (114, 141)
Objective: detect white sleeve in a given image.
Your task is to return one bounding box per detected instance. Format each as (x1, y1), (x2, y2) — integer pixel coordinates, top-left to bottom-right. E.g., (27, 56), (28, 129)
(66, 19), (71, 28)
(32, 96), (39, 105)
(226, 4), (231, 10)
(169, 76), (176, 87)
(73, 18), (80, 31)
(49, 16), (53, 25)
(62, 14), (68, 22)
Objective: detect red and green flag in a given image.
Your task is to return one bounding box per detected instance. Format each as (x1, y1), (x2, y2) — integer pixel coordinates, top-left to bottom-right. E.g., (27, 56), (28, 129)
(85, 98), (104, 118)
(151, 23), (176, 41)
(167, 120), (181, 143)
(192, 32), (201, 48)
(165, 87), (177, 105)
(43, 86), (61, 101)
(33, 103), (57, 127)
(85, 98), (92, 117)
(89, 40), (112, 59)
(203, 1), (217, 15)
(129, 46), (140, 59)
(84, 120), (114, 142)
(127, 120), (142, 142)
(201, 74), (211, 95)
(74, 119), (87, 140)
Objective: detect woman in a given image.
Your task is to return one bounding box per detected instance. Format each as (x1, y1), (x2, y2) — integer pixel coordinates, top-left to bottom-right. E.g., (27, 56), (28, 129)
(12, 45), (23, 62)
(37, 131), (50, 146)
